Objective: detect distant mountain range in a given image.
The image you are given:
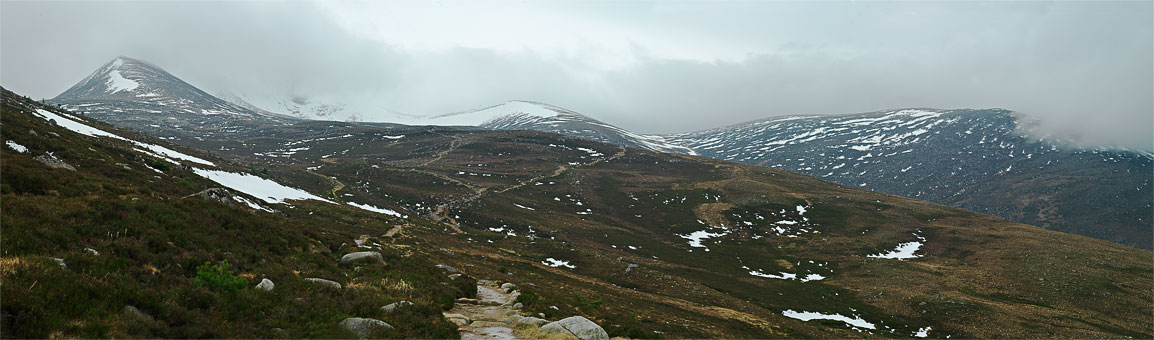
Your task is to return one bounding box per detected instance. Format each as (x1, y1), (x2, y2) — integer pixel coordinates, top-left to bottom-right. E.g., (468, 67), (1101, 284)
(50, 56), (1153, 249)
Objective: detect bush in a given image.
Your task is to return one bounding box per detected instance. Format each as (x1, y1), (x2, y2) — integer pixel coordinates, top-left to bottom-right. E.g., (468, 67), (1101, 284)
(193, 261), (247, 292)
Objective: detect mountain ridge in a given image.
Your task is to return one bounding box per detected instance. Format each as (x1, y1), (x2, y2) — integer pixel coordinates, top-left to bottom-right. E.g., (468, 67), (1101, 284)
(49, 56), (1154, 249)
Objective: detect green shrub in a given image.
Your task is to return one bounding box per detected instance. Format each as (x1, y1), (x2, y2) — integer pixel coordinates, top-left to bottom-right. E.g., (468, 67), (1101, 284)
(192, 261), (247, 292)
(148, 159), (171, 172)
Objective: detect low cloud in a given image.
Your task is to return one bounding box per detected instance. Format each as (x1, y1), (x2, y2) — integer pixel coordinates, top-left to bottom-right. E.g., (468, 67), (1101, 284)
(2, 1), (1149, 150)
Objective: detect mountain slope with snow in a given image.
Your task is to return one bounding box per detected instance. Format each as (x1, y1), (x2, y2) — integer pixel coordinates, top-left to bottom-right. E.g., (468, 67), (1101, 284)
(449, 101), (695, 154)
(667, 109), (1153, 249)
(50, 57), (295, 138)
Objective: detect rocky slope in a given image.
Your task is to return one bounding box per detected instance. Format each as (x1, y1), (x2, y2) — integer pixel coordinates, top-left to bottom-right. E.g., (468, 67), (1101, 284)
(667, 109), (1153, 249)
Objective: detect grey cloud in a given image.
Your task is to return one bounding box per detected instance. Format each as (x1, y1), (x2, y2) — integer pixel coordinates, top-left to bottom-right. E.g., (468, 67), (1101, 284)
(2, 1), (1149, 150)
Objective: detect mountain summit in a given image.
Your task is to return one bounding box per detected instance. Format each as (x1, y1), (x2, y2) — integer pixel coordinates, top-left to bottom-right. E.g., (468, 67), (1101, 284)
(51, 56), (293, 136)
(440, 100), (695, 154)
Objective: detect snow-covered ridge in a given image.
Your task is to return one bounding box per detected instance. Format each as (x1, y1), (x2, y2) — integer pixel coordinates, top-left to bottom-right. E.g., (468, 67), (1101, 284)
(430, 100), (566, 126)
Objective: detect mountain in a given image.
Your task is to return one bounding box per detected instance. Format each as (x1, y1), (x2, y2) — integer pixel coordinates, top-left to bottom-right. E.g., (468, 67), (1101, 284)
(7, 86), (1151, 338)
(666, 109), (1153, 249)
(442, 100), (695, 154)
(50, 56), (295, 138)
(48, 57), (1151, 249)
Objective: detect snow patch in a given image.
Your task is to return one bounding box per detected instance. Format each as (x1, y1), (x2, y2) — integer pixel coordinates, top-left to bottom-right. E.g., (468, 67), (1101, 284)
(867, 233), (926, 260)
(105, 70), (139, 93)
(347, 201), (403, 217)
(5, 140), (28, 153)
(191, 168), (332, 204)
(782, 310), (876, 330)
(541, 258), (575, 268)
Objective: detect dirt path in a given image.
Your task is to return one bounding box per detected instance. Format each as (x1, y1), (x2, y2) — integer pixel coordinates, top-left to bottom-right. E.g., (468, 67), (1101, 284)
(445, 283), (522, 340)
(431, 145), (626, 232)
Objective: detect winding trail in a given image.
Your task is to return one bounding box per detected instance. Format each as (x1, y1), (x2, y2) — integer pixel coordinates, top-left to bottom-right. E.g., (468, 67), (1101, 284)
(445, 283), (521, 340)
(430, 145), (627, 232)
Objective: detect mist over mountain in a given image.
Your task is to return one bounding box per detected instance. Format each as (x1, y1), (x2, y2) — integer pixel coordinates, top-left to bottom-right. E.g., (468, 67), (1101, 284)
(3, 1), (1151, 338)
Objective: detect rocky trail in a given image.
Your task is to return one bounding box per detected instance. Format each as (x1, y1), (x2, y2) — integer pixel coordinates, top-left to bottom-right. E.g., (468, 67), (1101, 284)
(443, 280), (609, 340)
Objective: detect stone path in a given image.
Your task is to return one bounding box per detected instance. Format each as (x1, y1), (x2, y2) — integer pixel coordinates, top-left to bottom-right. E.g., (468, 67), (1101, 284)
(445, 283), (521, 340)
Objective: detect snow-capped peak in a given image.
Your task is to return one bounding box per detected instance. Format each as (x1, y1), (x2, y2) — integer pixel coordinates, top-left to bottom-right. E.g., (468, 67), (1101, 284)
(428, 100), (570, 126)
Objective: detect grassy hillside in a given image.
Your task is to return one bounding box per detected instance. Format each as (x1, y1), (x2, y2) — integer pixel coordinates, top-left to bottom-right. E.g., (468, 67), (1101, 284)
(3, 87), (1151, 338)
(1, 89), (474, 338)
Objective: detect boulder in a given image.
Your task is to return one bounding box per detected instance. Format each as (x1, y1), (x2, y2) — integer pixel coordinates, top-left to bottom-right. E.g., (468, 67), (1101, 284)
(500, 282), (516, 291)
(122, 305), (154, 323)
(340, 251), (383, 266)
(513, 302), (523, 310)
(34, 154), (75, 171)
(435, 264), (458, 273)
(503, 290), (521, 306)
(443, 313), (471, 324)
(256, 278), (275, 291)
(304, 278), (342, 290)
(517, 316), (548, 326)
(540, 316), (609, 340)
(448, 273), (462, 280)
(477, 279), (495, 285)
(380, 300), (413, 314)
(339, 317), (393, 339)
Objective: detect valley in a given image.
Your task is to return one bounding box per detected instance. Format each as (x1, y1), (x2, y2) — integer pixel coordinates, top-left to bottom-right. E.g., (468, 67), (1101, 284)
(4, 86), (1151, 338)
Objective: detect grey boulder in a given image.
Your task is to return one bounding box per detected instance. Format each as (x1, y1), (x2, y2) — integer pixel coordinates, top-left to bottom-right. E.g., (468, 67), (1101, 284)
(340, 251), (383, 265)
(381, 300), (413, 314)
(540, 316), (609, 340)
(339, 317), (393, 339)
(304, 278), (342, 290)
(435, 264), (458, 273)
(256, 278), (275, 291)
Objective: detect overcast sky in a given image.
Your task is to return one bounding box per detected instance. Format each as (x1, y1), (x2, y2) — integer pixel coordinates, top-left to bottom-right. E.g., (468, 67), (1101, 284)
(2, 1), (1151, 149)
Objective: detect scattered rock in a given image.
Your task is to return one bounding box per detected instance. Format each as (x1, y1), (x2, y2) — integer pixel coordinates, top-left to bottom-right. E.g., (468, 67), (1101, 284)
(538, 312), (547, 318)
(517, 316), (548, 326)
(339, 317), (393, 339)
(440, 248), (455, 255)
(477, 279), (495, 285)
(35, 153), (75, 171)
(304, 278), (342, 290)
(540, 316), (609, 340)
(503, 290), (521, 306)
(448, 273), (462, 280)
(340, 251), (383, 266)
(84, 248), (100, 256)
(625, 264), (639, 272)
(383, 225), (402, 237)
(443, 313), (471, 325)
(270, 328), (289, 338)
(500, 282), (516, 291)
(456, 297), (480, 304)
(381, 300), (413, 314)
(513, 302), (523, 310)
(662, 275), (673, 280)
(122, 305), (154, 322)
(187, 188), (237, 208)
(435, 264), (458, 273)
(256, 278), (275, 291)
(50, 257), (66, 268)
